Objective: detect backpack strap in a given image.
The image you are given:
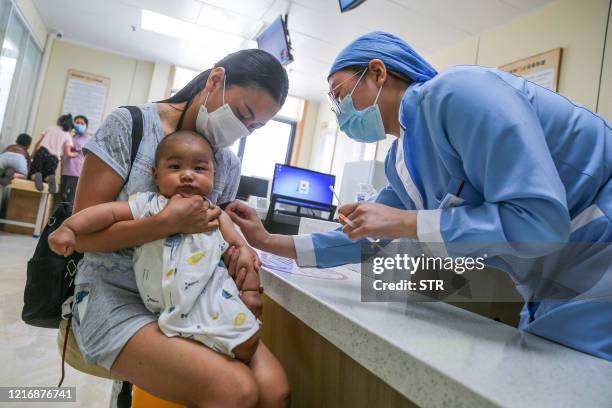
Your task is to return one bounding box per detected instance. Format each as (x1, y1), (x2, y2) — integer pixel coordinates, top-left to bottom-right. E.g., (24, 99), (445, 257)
(119, 106), (144, 187)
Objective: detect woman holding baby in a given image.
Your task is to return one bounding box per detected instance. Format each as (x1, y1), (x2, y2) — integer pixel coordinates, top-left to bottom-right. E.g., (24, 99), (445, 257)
(66, 49), (290, 407)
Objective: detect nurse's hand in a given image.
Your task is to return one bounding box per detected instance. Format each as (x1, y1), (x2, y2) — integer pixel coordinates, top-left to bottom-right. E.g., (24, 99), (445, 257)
(339, 201), (417, 241)
(225, 200), (270, 249)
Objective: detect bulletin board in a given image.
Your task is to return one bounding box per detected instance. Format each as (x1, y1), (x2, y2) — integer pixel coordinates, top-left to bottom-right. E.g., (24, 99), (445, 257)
(61, 70), (110, 133)
(499, 48), (562, 91)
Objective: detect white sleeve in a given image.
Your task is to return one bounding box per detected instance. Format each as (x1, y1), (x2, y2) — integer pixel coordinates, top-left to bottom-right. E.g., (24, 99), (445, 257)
(215, 229), (230, 254)
(128, 192), (156, 219)
(292, 234), (317, 267)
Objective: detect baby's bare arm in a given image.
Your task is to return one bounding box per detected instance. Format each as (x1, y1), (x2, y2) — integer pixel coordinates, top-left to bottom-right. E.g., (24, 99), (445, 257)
(49, 201), (134, 256)
(218, 211), (260, 291)
(218, 210), (247, 248)
(64, 201), (134, 236)
(218, 211), (263, 316)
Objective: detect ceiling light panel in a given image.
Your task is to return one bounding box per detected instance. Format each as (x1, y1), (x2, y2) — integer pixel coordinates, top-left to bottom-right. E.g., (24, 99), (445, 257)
(195, 0), (276, 20)
(141, 9), (243, 46)
(196, 4), (262, 38)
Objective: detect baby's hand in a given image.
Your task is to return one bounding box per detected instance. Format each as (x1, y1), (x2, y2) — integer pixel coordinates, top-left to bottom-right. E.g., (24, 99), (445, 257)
(235, 246), (263, 317)
(49, 225), (77, 257)
(240, 290), (262, 319)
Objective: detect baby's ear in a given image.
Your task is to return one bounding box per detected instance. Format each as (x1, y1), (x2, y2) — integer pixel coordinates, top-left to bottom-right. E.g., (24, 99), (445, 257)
(152, 167), (158, 182)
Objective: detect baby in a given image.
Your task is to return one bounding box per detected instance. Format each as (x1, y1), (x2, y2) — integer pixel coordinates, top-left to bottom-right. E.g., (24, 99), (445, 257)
(49, 130), (261, 363)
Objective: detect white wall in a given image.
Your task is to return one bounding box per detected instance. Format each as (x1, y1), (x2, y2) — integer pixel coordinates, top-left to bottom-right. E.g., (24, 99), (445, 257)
(426, 36), (479, 73)
(294, 100), (319, 169)
(32, 40), (155, 141)
(597, 5), (612, 118)
(426, 0), (611, 112)
(307, 100), (338, 173)
(299, 0), (612, 181)
(147, 62), (172, 102)
(479, 0), (608, 110)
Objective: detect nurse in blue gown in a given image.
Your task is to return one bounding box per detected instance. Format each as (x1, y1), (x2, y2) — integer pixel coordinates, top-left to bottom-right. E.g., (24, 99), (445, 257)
(226, 32), (612, 361)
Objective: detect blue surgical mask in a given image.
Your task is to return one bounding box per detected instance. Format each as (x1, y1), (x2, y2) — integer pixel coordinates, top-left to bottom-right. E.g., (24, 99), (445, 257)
(74, 124), (87, 134)
(336, 70), (385, 143)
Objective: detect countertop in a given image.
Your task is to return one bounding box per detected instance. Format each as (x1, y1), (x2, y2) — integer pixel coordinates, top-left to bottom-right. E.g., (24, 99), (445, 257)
(259, 255), (612, 408)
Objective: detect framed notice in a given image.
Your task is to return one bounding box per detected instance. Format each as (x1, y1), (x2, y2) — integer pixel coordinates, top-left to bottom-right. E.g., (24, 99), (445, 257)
(499, 48), (562, 91)
(61, 70), (110, 133)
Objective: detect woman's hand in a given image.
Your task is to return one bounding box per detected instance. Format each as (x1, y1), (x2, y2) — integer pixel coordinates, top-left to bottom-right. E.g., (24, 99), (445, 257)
(339, 201), (417, 241)
(158, 194), (222, 235)
(224, 201), (270, 249)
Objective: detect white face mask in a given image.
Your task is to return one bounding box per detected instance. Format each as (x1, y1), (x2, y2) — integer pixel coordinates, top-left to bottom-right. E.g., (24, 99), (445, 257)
(195, 76), (250, 149)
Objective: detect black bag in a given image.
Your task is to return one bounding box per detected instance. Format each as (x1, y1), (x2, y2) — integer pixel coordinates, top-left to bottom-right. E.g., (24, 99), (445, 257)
(22, 106), (144, 328)
(23, 203), (83, 328)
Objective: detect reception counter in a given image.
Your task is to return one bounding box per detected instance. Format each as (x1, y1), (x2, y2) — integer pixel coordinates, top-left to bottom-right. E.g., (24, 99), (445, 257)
(258, 255), (612, 408)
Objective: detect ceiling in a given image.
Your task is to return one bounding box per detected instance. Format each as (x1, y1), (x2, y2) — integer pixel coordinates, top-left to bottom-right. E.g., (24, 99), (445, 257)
(32, 0), (554, 101)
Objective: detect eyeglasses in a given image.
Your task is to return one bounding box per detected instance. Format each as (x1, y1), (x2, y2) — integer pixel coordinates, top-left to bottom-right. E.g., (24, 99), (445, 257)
(326, 91), (342, 116)
(326, 69), (367, 115)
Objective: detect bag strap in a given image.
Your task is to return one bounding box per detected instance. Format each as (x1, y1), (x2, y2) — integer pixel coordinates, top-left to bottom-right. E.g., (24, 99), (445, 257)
(58, 317), (71, 388)
(120, 106), (144, 187)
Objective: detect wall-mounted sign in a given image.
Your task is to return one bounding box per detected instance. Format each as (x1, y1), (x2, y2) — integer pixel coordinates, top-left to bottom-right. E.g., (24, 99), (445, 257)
(61, 70), (110, 133)
(500, 48), (562, 91)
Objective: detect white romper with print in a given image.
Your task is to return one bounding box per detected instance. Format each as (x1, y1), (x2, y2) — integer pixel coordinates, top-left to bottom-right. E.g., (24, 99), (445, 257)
(129, 192), (259, 357)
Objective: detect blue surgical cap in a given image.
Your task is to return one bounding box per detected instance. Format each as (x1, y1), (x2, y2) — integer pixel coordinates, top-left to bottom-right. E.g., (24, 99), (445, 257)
(329, 31), (437, 83)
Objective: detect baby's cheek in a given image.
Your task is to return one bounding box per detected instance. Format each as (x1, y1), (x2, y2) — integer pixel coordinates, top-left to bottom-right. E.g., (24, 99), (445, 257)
(204, 176), (215, 195)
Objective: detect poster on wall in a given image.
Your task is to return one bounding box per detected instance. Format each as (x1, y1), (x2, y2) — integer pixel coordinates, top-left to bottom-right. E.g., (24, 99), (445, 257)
(499, 48), (562, 91)
(61, 70), (110, 133)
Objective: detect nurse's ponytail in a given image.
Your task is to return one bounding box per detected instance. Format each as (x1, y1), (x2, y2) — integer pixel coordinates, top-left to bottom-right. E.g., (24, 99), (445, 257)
(160, 49), (289, 106)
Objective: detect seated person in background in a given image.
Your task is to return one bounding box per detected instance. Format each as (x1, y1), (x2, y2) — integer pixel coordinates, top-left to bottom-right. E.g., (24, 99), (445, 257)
(49, 130), (262, 363)
(29, 114), (75, 193)
(0, 133), (32, 186)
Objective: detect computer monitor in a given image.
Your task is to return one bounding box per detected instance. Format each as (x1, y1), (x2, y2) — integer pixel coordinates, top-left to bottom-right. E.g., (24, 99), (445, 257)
(271, 164), (335, 209)
(236, 175), (269, 201)
(339, 0), (367, 12)
(256, 15), (294, 65)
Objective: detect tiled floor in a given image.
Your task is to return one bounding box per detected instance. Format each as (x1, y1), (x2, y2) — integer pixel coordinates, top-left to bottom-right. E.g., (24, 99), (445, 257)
(0, 232), (112, 408)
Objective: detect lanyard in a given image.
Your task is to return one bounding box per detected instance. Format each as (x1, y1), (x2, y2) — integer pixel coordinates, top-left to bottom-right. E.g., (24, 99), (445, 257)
(395, 130), (425, 210)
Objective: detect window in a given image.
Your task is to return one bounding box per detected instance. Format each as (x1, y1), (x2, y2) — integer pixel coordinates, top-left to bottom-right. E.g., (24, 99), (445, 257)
(170, 66), (200, 96)
(231, 96), (303, 180)
(230, 117), (296, 180)
(0, 0), (43, 149)
(309, 104), (377, 198)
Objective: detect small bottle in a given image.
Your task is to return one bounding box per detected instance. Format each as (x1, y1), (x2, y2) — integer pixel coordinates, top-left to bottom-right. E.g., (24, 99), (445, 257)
(356, 183), (369, 202)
